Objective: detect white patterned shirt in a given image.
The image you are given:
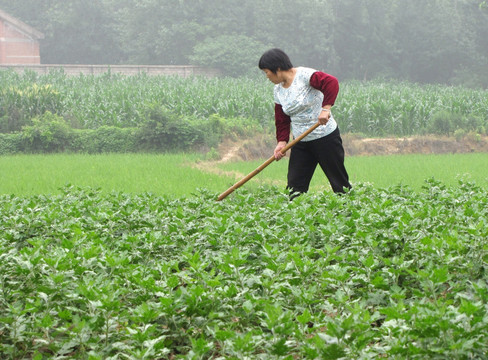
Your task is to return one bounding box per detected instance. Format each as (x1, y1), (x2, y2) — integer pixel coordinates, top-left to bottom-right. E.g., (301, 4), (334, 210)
(273, 67), (337, 141)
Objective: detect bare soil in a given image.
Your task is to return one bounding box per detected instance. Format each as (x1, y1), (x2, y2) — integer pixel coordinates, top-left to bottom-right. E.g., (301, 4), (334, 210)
(192, 133), (488, 183)
(214, 133), (488, 163)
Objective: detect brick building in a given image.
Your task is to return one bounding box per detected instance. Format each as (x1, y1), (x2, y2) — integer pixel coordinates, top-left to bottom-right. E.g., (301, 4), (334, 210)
(0, 8), (44, 64)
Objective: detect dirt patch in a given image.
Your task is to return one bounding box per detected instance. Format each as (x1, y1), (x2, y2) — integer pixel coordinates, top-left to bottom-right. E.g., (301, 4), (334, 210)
(192, 134), (277, 180)
(213, 133), (488, 163)
(343, 134), (488, 156)
(191, 133), (488, 184)
(211, 134), (277, 163)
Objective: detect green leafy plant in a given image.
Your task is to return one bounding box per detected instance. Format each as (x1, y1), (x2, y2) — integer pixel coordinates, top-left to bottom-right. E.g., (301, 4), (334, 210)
(0, 80), (62, 133)
(21, 111), (73, 152)
(136, 104), (203, 152)
(1, 70), (486, 141)
(1, 180), (487, 358)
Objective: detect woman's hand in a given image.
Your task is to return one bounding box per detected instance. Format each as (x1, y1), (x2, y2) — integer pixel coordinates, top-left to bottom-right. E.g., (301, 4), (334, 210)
(318, 107), (331, 125)
(274, 141), (288, 160)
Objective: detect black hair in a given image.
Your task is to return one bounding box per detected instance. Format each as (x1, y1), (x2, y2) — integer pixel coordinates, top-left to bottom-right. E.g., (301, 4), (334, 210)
(258, 48), (293, 73)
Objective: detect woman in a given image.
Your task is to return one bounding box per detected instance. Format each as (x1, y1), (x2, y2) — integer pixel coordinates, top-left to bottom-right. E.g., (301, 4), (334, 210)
(259, 48), (351, 199)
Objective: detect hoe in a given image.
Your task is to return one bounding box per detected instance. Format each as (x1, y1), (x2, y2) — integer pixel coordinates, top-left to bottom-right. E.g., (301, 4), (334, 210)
(217, 122), (320, 201)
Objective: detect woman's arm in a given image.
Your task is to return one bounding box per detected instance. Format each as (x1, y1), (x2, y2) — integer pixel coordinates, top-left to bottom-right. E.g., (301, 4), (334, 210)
(309, 71), (339, 107)
(275, 103), (291, 142)
(274, 103), (291, 160)
(310, 71), (339, 125)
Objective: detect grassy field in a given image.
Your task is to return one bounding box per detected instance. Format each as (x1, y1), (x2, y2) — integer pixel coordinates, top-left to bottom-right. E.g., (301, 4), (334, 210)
(1, 152), (487, 197)
(0, 153), (236, 197)
(345, 153), (488, 189)
(218, 153), (488, 191)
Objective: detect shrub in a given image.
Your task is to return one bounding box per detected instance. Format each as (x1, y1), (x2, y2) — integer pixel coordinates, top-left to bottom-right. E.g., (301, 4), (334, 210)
(453, 128), (466, 141)
(0, 132), (23, 154)
(137, 104), (204, 152)
(191, 114), (226, 149)
(461, 114), (484, 133)
(72, 126), (137, 153)
(21, 112), (73, 153)
(427, 110), (459, 135)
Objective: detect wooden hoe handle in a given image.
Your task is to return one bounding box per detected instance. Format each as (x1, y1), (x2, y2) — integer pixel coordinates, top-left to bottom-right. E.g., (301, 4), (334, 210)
(217, 122), (320, 201)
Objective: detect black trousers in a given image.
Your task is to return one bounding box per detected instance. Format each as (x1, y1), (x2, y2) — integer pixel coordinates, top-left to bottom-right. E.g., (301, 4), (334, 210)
(287, 127), (351, 197)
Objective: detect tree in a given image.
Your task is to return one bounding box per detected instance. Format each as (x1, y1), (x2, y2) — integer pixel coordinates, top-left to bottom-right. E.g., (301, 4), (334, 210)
(190, 35), (267, 76)
(0, 0), (487, 86)
(390, 0), (479, 84)
(328, 0), (397, 80)
(42, 0), (122, 64)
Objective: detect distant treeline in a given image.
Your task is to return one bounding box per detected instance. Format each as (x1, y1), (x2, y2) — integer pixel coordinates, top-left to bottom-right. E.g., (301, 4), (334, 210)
(1, 0), (487, 87)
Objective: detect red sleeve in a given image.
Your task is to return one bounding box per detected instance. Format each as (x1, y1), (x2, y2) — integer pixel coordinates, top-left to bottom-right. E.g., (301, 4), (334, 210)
(309, 71), (339, 106)
(275, 103), (291, 143)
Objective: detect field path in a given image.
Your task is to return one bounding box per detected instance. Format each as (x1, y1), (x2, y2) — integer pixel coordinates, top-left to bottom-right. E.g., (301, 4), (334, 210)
(191, 133), (488, 185)
(190, 138), (284, 186)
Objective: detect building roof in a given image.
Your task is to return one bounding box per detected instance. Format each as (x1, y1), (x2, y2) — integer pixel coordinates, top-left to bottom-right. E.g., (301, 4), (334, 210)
(0, 8), (44, 39)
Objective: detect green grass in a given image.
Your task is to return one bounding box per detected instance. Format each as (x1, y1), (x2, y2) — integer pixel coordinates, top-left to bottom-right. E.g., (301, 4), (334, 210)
(1, 153), (487, 197)
(0, 153), (236, 197)
(217, 153), (488, 191)
(345, 153), (488, 189)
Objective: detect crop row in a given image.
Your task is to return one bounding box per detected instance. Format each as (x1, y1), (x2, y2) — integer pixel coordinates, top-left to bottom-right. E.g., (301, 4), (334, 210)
(1, 180), (487, 358)
(1, 69), (487, 137)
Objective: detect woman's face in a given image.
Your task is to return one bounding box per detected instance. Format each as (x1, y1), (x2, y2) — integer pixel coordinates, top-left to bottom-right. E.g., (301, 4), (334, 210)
(262, 69), (281, 84)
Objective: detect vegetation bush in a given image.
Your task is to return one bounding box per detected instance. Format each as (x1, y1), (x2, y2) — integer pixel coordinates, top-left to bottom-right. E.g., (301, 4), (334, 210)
(0, 111), (245, 155)
(136, 104), (204, 152)
(427, 111), (458, 135)
(0, 132), (23, 155)
(461, 114), (486, 135)
(21, 112), (73, 153)
(71, 126), (137, 153)
(0, 101), (248, 154)
(196, 114), (226, 148)
(190, 114), (259, 150)
(425, 111), (485, 137)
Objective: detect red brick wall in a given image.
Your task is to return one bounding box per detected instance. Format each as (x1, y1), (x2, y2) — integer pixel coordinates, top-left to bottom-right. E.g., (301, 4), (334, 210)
(0, 19), (41, 64)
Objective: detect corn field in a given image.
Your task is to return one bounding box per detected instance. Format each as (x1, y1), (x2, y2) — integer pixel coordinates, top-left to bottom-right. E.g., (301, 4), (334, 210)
(338, 80), (488, 136)
(1, 69), (487, 137)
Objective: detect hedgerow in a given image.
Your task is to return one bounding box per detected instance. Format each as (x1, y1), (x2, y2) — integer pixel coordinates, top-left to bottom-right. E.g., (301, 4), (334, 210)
(0, 108), (252, 154)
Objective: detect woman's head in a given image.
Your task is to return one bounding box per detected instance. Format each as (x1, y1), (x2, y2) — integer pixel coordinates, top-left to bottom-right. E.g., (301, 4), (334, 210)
(258, 48), (293, 74)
